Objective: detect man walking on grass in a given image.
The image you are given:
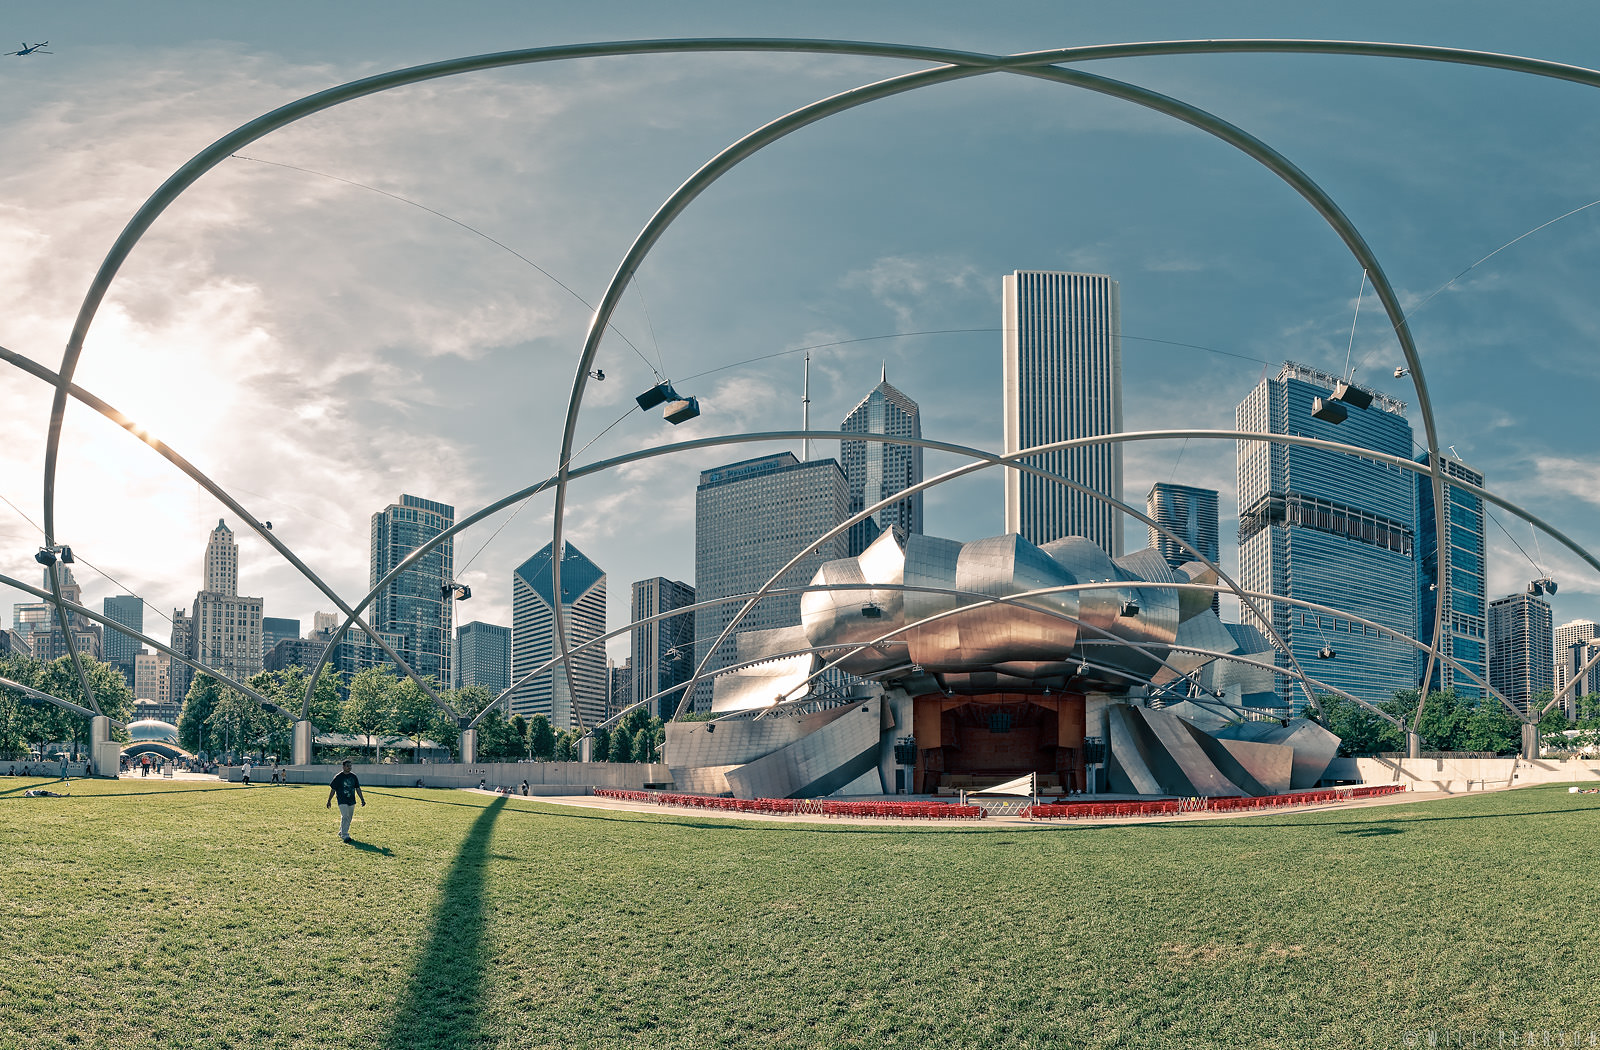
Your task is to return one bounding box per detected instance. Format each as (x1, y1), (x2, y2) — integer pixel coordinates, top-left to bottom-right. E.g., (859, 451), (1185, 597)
(326, 760), (365, 842)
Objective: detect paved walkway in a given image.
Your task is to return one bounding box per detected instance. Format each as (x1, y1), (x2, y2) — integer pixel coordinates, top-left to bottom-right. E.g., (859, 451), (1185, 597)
(508, 787), (1444, 830)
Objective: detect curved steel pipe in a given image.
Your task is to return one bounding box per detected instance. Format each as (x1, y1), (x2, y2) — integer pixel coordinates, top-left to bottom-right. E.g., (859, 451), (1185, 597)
(35, 39), (1600, 728)
(0, 573), (292, 718)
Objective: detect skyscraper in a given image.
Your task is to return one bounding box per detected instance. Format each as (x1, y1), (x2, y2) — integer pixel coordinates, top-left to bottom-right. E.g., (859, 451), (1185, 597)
(169, 609), (194, 704)
(1236, 362), (1416, 710)
(1002, 270), (1123, 554)
(840, 367), (923, 557)
(510, 542), (607, 728)
(1489, 592), (1554, 715)
(1146, 483), (1220, 613)
(26, 566), (102, 663)
(370, 494), (455, 686)
(630, 577), (696, 719)
(192, 520), (264, 683)
(1415, 452), (1487, 698)
(102, 595), (144, 686)
(1552, 619), (1597, 717)
(454, 620), (511, 698)
(694, 452), (849, 712)
(262, 617), (300, 663)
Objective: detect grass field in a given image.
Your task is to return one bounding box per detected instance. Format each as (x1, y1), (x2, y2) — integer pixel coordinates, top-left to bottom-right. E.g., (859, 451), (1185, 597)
(3, 777), (1598, 1049)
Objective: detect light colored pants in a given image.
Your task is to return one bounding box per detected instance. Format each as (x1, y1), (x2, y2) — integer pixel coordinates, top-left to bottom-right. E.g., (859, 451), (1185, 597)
(338, 803), (355, 839)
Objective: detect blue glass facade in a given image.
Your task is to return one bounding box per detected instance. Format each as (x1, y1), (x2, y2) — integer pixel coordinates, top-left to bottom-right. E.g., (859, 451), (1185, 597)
(102, 595), (143, 681)
(1237, 363), (1417, 710)
(1416, 453), (1487, 698)
(370, 494), (454, 686)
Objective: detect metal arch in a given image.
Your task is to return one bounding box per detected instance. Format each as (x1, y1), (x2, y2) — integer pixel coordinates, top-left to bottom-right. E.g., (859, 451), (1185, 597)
(33, 39), (1600, 724)
(309, 425), (1600, 725)
(0, 675), (122, 726)
(0, 573), (293, 718)
(0, 343), (458, 723)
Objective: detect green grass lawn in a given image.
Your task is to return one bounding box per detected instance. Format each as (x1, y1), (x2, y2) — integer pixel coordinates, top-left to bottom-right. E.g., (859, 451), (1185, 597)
(3, 777), (1598, 1049)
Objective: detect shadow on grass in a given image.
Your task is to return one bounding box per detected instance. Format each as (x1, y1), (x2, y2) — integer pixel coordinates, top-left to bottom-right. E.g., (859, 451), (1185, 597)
(383, 794), (505, 1050)
(348, 839), (395, 856)
(1336, 825), (1404, 836)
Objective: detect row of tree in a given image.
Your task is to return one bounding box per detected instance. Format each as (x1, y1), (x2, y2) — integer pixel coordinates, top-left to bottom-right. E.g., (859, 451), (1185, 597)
(1312, 689), (1600, 756)
(0, 653), (134, 759)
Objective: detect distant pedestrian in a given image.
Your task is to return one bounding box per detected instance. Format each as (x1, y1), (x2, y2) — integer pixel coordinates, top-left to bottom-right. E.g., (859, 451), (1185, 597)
(241, 760), (251, 786)
(521, 779), (529, 797)
(326, 761), (365, 842)
(59, 754), (68, 781)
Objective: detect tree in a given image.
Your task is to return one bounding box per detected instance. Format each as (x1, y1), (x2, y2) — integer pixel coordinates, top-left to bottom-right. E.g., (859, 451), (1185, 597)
(528, 715), (555, 761)
(609, 726), (635, 763)
(588, 726), (610, 763)
(1317, 694), (1402, 756)
(632, 727), (652, 764)
(342, 667), (398, 761)
(476, 708), (523, 760)
(1456, 701), (1521, 755)
(554, 730), (575, 762)
(392, 676), (440, 757)
(178, 674), (226, 754)
(33, 656), (135, 754)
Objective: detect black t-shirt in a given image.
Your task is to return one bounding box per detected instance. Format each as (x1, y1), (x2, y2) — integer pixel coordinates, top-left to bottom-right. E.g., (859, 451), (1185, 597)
(331, 771), (360, 806)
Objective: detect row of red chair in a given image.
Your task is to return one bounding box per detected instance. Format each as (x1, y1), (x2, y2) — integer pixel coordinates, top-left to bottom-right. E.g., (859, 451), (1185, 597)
(1022, 782), (1406, 820)
(591, 787), (986, 820)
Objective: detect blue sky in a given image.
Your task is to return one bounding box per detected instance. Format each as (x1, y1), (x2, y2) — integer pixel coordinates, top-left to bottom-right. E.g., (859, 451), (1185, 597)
(3, 1), (1600, 656)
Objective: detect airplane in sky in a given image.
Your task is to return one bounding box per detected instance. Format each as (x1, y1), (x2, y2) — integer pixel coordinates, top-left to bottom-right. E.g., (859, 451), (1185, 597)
(5, 42), (52, 56)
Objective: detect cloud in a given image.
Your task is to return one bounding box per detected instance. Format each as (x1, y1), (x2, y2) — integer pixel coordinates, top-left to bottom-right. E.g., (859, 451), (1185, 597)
(839, 254), (983, 329)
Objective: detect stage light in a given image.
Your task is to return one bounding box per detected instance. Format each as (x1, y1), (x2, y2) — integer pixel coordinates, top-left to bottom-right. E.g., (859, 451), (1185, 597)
(1311, 396), (1347, 424)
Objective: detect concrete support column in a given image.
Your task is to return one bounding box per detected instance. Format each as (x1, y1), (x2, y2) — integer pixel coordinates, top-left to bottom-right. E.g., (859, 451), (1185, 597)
(292, 721), (314, 766)
(1522, 722), (1540, 761)
(90, 715), (118, 778)
(459, 728), (478, 765)
(1407, 732), (1421, 759)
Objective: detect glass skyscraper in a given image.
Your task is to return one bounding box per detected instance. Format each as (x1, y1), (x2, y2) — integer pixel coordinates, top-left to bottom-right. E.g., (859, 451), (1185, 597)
(1415, 452), (1487, 698)
(1002, 270), (1122, 555)
(102, 594), (144, 684)
(840, 367), (922, 557)
(454, 620), (512, 700)
(693, 452), (848, 712)
(1489, 592), (1553, 715)
(631, 577), (696, 719)
(1146, 483), (1220, 613)
(370, 494), (454, 686)
(511, 542), (607, 728)
(1236, 362), (1416, 710)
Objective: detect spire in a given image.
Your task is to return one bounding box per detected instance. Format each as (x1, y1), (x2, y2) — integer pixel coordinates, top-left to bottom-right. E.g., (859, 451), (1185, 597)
(881, 360), (887, 384)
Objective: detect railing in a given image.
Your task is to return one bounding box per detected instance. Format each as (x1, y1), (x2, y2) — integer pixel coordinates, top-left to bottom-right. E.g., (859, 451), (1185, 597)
(591, 783), (1405, 821)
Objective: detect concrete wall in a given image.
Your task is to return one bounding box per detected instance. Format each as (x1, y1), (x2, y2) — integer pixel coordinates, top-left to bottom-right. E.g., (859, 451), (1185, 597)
(1333, 754), (1600, 794)
(220, 760), (672, 793)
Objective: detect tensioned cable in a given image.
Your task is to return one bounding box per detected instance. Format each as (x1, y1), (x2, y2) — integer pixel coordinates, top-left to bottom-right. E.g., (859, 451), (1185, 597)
(229, 153), (663, 378)
(452, 401), (639, 579)
(680, 328), (1272, 384)
(631, 271), (669, 377)
(0, 488), (174, 626)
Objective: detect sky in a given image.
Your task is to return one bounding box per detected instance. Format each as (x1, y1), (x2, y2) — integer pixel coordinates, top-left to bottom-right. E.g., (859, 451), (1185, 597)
(4, 0), (1600, 664)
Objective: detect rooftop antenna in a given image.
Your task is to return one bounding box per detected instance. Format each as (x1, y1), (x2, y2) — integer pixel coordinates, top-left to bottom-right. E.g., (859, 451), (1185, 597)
(801, 350), (811, 462)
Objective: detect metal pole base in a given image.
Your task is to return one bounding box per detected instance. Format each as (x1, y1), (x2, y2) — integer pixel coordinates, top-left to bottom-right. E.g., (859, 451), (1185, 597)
(90, 715), (118, 778)
(459, 728), (478, 765)
(1522, 723), (1540, 761)
(292, 721), (314, 766)
(1406, 732), (1421, 759)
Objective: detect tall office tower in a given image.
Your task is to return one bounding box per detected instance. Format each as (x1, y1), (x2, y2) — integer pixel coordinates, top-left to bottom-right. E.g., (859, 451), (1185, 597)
(370, 495), (455, 686)
(0, 629), (29, 658)
(1553, 619), (1599, 717)
(630, 577), (697, 719)
(262, 617), (300, 662)
(133, 651), (176, 721)
(510, 542), (607, 728)
(1489, 592), (1554, 715)
(27, 566), (101, 663)
(11, 599), (51, 648)
(454, 620), (511, 699)
(101, 596), (144, 686)
(1415, 453), (1487, 699)
(191, 520), (264, 684)
(840, 367), (923, 557)
(608, 658), (633, 721)
(1146, 483), (1220, 613)
(694, 452), (849, 711)
(169, 609), (194, 704)
(312, 611), (340, 634)
(204, 520), (238, 594)
(1236, 362), (1416, 710)
(1001, 270), (1123, 554)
